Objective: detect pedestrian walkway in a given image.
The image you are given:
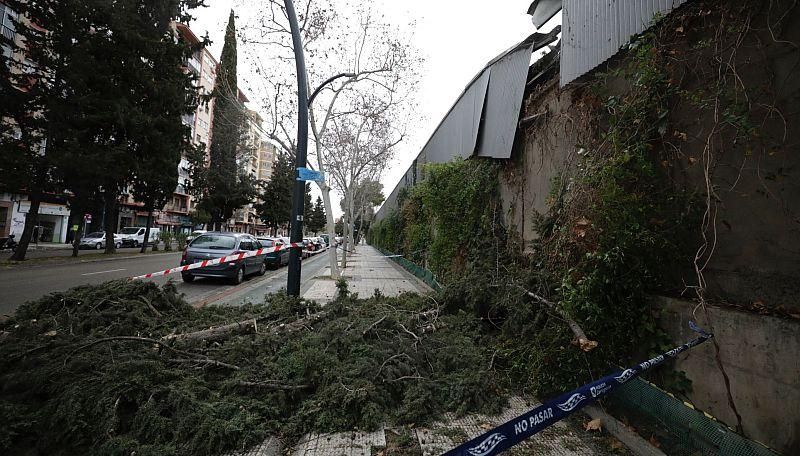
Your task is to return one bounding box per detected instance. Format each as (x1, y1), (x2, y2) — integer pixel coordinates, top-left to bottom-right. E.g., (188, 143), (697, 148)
(301, 245), (431, 303)
(230, 396), (612, 456)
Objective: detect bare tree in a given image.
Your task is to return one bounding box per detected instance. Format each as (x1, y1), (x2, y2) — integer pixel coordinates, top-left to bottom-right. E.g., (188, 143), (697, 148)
(240, 0), (419, 278)
(324, 93), (402, 269)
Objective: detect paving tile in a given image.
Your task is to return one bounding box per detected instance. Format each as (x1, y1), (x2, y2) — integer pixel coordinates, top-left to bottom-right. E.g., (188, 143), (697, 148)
(292, 429), (385, 456)
(416, 397), (603, 456)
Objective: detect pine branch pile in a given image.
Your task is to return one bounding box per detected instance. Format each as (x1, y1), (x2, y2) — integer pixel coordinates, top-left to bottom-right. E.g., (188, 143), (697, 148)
(0, 281), (503, 455)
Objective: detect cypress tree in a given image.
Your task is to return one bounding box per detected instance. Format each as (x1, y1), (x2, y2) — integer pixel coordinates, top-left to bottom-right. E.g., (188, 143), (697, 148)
(256, 152), (294, 235)
(197, 9), (256, 231)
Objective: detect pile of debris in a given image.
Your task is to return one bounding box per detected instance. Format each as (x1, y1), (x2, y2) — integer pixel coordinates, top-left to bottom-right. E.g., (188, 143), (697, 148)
(0, 280), (504, 455)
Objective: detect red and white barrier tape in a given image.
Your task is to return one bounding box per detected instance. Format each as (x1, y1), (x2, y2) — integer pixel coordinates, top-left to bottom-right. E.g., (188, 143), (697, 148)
(131, 243), (328, 281)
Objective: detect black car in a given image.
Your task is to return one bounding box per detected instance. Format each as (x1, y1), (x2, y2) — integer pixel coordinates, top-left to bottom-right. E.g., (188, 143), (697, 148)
(180, 232), (266, 284)
(257, 237), (290, 268)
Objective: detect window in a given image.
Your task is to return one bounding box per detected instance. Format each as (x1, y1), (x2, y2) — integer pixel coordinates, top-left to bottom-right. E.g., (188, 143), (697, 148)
(1, 4), (16, 41)
(203, 70), (214, 86)
(198, 118), (208, 131)
(239, 240), (253, 251)
(190, 234), (236, 249)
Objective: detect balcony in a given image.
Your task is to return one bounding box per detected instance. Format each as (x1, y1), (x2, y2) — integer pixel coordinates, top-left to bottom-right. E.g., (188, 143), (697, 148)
(187, 57), (201, 74)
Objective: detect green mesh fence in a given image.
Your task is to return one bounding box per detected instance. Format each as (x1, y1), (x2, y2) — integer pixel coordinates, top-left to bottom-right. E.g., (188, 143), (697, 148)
(374, 247), (441, 291)
(608, 377), (780, 456)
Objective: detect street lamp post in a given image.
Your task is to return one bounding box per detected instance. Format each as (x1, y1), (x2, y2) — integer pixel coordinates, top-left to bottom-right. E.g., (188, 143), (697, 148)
(284, 0), (357, 295)
(284, 0), (309, 296)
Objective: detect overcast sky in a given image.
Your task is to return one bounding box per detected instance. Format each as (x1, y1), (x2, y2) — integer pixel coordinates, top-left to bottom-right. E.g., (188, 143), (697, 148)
(190, 0), (559, 217)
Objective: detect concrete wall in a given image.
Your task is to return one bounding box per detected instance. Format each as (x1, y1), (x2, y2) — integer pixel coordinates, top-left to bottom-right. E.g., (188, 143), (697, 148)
(500, 2), (800, 452)
(504, 2), (800, 312)
(655, 296), (800, 454)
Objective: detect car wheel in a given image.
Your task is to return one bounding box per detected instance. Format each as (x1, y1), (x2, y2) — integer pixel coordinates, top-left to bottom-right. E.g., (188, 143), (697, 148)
(134, 240), (139, 248)
(257, 262), (267, 276)
(181, 273), (195, 283)
(95, 242), (102, 250)
(115, 242), (121, 249)
(230, 266), (245, 285)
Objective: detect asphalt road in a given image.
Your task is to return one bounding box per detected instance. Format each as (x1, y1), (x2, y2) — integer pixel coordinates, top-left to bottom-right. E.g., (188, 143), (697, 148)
(0, 251), (332, 316)
(2, 245), (152, 261)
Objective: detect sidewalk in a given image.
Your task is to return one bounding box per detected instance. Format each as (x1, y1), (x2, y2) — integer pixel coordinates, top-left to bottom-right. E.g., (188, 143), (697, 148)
(232, 396), (612, 456)
(232, 247), (623, 456)
(301, 245), (431, 303)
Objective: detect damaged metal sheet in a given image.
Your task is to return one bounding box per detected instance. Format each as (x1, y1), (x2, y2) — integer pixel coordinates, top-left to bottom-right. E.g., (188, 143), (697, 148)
(420, 70), (490, 163)
(375, 28), (561, 220)
(475, 45), (534, 159)
(527, 0), (563, 28)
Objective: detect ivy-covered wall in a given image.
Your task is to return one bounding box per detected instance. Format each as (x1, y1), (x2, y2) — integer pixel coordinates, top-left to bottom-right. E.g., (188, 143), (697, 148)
(371, 1), (800, 452)
(503, 1), (800, 452)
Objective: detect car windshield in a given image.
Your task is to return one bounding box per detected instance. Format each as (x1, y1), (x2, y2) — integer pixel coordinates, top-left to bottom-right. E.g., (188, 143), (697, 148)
(85, 232), (103, 238)
(258, 239), (275, 247)
(190, 234), (236, 250)
(119, 228), (140, 234)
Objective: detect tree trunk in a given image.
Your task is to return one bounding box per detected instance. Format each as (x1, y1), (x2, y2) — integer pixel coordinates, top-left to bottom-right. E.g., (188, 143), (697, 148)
(71, 222), (83, 257)
(340, 186), (355, 270)
(320, 183), (340, 279)
(356, 210), (365, 245)
(140, 208), (153, 254)
(103, 192), (117, 254)
(9, 194), (41, 261)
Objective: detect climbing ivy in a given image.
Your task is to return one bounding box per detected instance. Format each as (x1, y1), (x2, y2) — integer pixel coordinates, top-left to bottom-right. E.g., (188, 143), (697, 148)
(369, 158), (502, 282)
(371, 28), (698, 396)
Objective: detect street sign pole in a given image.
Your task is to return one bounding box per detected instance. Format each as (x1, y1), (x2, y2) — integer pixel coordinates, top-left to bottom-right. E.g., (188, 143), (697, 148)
(284, 0), (309, 296)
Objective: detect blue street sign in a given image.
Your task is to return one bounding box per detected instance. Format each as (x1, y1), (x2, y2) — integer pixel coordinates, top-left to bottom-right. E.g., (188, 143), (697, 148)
(297, 167), (325, 183)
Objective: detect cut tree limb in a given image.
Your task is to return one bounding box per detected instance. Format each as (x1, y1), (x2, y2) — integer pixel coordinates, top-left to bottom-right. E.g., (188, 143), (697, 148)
(163, 318), (263, 343)
(162, 311), (329, 343)
(525, 290), (598, 352)
(236, 381), (310, 391)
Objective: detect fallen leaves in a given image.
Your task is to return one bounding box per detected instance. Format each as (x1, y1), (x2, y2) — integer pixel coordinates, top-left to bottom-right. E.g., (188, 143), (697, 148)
(584, 418), (603, 431)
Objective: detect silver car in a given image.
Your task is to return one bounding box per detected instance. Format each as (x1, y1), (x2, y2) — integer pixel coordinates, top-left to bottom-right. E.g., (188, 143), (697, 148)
(180, 232), (266, 284)
(80, 232), (122, 250)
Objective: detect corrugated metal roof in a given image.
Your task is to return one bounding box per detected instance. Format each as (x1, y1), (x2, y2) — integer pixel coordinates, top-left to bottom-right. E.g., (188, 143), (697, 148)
(374, 29), (561, 222)
(560, 0), (687, 86)
(476, 45), (533, 159)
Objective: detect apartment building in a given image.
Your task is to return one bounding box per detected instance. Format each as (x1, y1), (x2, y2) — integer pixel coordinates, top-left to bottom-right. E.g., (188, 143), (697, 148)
(0, 2), (72, 243)
(116, 23), (218, 233)
(231, 108), (277, 235)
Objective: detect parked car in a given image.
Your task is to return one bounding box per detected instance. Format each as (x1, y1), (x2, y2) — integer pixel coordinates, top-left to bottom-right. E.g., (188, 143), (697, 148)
(187, 229), (207, 243)
(180, 232), (266, 284)
(117, 226), (160, 247)
(256, 236), (289, 268)
(320, 234), (330, 246)
(310, 237), (324, 251)
(80, 232), (122, 250)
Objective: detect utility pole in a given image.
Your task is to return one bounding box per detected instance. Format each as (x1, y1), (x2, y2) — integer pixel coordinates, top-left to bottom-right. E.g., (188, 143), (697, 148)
(285, 0), (309, 296)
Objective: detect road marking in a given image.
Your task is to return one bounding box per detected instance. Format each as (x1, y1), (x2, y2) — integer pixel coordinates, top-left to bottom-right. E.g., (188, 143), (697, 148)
(81, 268), (127, 276)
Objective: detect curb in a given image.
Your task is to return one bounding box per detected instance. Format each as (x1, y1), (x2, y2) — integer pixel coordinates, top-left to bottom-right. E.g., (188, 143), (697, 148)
(1, 251), (179, 270)
(583, 404), (666, 456)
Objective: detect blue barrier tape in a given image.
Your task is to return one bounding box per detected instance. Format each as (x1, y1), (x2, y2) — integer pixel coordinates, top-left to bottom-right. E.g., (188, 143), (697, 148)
(442, 322), (713, 456)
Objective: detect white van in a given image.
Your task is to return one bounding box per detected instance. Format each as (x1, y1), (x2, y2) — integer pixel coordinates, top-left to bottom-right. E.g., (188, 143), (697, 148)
(117, 226), (160, 247)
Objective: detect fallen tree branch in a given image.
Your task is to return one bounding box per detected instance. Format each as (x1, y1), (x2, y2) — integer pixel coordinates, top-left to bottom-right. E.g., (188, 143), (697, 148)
(362, 315), (387, 335)
(162, 311), (329, 343)
(162, 318), (265, 343)
(236, 381), (310, 391)
(65, 336), (198, 365)
(524, 290), (598, 352)
(166, 358), (240, 370)
(374, 353), (412, 380)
